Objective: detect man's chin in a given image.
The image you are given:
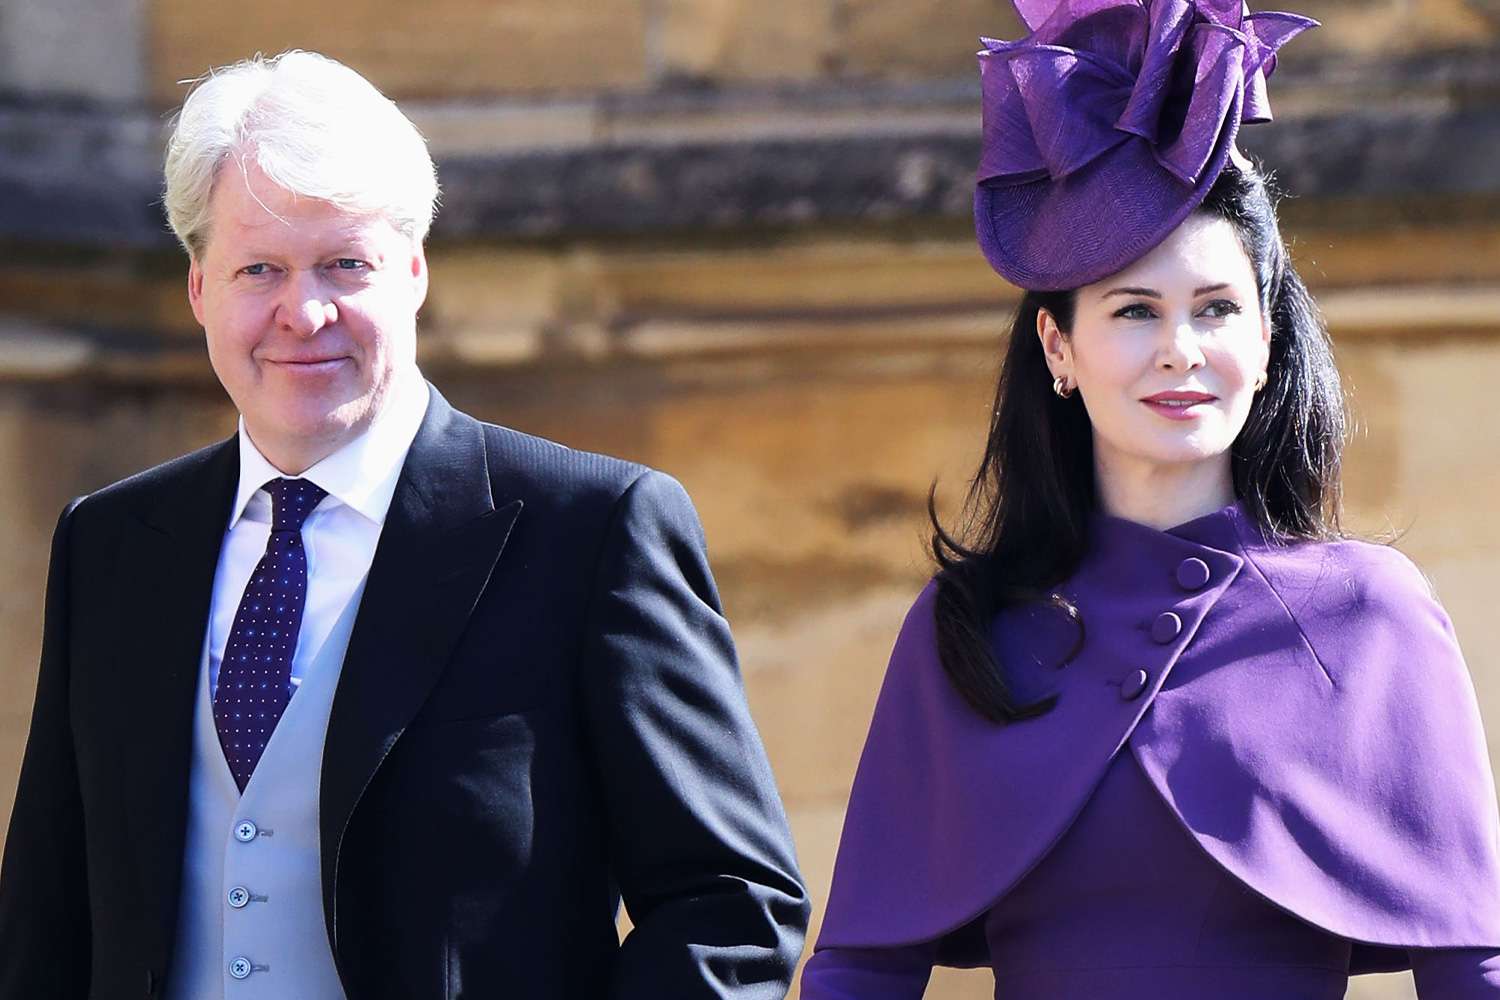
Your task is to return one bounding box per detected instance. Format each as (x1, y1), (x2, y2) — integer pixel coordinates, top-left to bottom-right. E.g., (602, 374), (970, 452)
(246, 397), (375, 460)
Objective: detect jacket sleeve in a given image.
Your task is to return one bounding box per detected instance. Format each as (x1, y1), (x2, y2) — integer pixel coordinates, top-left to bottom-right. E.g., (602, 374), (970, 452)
(800, 941), (938, 999)
(578, 470), (810, 998)
(0, 498), (90, 998)
(1411, 948), (1500, 996)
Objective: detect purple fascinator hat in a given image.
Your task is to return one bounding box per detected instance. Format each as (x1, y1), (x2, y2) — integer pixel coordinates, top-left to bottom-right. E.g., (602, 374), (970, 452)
(975, 0), (1317, 291)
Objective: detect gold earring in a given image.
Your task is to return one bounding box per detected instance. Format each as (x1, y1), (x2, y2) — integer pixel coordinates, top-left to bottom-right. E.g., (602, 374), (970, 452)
(1052, 375), (1075, 399)
(1253, 372), (1267, 391)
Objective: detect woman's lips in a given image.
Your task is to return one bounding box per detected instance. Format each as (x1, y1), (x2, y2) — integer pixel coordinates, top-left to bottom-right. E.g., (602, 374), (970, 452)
(1142, 395), (1216, 421)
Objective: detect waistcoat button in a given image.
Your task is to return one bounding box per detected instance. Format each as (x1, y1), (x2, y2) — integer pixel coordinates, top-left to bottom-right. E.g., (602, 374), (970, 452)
(228, 957), (253, 980)
(233, 820), (258, 843)
(1122, 669), (1150, 701)
(227, 886), (251, 909)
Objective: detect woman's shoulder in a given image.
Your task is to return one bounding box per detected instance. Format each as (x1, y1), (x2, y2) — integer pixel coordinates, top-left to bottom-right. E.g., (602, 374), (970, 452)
(1245, 531), (1445, 623)
(885, 578), (943, 676)
(1245, 533), (1465, 690)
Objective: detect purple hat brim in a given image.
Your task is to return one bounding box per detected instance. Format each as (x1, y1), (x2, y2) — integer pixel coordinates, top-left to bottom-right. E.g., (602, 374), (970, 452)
(974, 90), (1243, 293)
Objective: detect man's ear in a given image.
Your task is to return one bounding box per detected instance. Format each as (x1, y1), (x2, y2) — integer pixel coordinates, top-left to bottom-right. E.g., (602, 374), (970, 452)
(188, 257), (206, 328)
(1036, 306), (1072, 378)
(410, 242), (429, 311)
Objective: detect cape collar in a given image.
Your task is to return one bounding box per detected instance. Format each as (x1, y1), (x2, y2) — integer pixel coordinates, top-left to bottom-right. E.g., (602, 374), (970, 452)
(1087, 499), (1252, 563)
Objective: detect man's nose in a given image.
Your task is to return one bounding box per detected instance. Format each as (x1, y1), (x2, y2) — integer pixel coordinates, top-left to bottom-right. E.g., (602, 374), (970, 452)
(277, 271), (338, 336)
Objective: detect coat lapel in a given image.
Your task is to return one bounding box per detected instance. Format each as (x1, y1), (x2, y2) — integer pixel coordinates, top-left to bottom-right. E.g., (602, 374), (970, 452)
(318, 389), (521, 944)
(116, 438), (239, 970)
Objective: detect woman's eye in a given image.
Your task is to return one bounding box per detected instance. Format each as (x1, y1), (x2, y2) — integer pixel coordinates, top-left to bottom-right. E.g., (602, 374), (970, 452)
(1202, 299), (1243, 318)
(240, 263), (271, 276)
(1114, 303), (1155, 320)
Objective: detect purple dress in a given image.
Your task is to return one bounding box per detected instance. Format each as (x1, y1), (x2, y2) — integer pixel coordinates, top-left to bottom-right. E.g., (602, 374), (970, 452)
(802, 503), (1500, 998)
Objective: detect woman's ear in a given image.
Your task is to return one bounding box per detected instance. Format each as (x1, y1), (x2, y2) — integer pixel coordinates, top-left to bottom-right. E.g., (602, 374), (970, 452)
(1036, 306), (1072, 378)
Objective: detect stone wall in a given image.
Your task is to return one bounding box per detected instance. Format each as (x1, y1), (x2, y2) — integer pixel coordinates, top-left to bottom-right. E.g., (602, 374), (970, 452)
(2, 1), (1498, 998)
(4, 228), (1498, 1000)
(139, 0), (1499, 101)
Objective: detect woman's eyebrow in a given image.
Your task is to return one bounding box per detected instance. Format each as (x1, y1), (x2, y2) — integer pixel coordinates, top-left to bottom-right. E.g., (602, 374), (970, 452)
(1102, 283), (1231, 299)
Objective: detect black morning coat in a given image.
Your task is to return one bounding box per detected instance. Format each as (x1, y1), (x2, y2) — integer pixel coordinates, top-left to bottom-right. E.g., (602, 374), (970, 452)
(0, 385), (810, 998)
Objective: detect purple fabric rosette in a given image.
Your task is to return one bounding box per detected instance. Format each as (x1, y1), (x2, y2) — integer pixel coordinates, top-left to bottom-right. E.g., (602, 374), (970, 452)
(974, 0), (1317, 291)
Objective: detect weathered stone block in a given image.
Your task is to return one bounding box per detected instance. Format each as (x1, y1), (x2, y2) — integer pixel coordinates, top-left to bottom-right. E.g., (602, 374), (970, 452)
(0, 0), (147, 102)
(1284, 0), (1497, 56)
(147, 0), (651, 102)
(837, 0), (1024, 79)
(424, 248), (572, 328)
(653, 0), (836, 82)
(1288, 224), (1500, 289)
(0, 264), (198, 339)
(595, 238), (1006, 318)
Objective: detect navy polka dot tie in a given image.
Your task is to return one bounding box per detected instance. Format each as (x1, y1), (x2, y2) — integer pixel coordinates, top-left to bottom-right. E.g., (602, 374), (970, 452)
(213, 477), (327, 792)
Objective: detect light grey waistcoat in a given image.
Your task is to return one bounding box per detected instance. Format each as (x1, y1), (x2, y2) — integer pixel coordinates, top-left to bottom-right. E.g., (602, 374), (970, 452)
(164, 584), (366, 1000)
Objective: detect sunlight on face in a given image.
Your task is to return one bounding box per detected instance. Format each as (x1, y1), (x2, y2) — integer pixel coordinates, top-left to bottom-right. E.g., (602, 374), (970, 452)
(1040, 212), (1271, 491)
(187, 160), (428, 472)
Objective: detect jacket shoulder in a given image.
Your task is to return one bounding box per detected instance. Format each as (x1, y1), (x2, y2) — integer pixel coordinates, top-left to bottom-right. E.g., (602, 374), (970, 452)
(476, 419), (686, 519)
(65, 438), (233, 526)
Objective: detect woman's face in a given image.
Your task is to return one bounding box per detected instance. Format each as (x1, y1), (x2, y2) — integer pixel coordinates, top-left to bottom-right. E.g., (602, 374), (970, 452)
(1038, 212), (1271, 486)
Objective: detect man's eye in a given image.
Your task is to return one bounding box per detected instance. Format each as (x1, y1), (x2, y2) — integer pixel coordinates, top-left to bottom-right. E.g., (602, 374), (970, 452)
(240, 263), (271, 276)
(1202, 299), (1243, 318)
(1114, 304), (1155, 320)
(334, 258), (367, 271)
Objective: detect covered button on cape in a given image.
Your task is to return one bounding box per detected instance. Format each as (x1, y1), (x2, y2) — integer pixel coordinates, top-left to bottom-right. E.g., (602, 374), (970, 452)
(816, 502), (1500, 971)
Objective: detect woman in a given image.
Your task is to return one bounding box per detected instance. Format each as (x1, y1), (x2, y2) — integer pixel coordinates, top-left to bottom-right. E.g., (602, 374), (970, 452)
(800, 1), (1500, 997)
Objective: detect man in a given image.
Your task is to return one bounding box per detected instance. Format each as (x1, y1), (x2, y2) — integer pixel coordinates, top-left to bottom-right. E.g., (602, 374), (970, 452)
(0, 51), (808, 999)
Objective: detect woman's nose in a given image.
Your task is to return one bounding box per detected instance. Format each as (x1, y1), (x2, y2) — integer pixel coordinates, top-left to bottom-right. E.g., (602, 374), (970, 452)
(1157, 319), (1207, 371)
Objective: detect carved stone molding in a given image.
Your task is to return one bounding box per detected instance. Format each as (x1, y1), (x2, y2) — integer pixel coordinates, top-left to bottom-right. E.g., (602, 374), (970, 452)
(2, 49), (1498, 250)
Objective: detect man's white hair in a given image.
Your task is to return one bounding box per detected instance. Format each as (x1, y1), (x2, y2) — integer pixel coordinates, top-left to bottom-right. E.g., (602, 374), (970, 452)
(163, 50), (439, 259)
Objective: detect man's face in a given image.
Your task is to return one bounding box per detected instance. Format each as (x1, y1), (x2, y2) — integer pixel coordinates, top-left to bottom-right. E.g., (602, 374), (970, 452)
(188, 160), (428, 472)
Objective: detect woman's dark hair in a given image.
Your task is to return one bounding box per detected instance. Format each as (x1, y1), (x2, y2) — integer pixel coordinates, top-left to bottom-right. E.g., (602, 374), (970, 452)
(930, 161), (1347, 723)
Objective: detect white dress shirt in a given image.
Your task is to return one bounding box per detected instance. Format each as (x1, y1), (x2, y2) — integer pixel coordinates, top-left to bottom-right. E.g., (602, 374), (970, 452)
(208, 374), (430, 697)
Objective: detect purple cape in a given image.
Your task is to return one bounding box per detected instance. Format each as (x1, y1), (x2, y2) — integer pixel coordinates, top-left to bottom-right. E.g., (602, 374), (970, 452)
(817, 503), (1500, 972)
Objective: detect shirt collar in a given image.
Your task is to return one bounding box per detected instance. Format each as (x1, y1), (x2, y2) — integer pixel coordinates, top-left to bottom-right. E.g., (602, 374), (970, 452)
(229, 372), (431, 529)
